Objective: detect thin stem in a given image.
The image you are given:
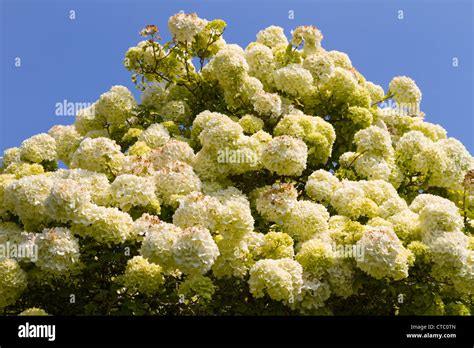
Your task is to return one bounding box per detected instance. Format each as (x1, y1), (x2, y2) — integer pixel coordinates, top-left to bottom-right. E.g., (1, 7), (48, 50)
(371, 93), (394, 107)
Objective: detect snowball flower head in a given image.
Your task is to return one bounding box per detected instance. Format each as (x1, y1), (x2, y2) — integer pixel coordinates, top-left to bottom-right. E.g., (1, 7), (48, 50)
(0, 258), (27, 309)
(138, 123), (170, 149)
(168, 12), (207, 43)
(389, 76), (422, 107)
(45, 178), (91, 222)
(273, 64), (314, 96)
(305, 169), (340, 203)
(291, 25), (323, 54)
(122, 256), (164, 294)
(356, 227), (413, 280)
(282, 200), (330, 242)
(95, 85), (136, 126)
(262, 135), (307, 176)
(248, 258), (303, 305)
(19, 133), (57, 163)
(140, 221), (181, 272)
(172, 226), (219, 275)
(256, 25), (288, 48)
(36, 227), (81, 274)
(71, 137), (125, 178)
(108, 174), (157, 211)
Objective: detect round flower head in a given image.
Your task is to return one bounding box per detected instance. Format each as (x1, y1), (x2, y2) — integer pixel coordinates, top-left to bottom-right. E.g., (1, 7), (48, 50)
(356, 226), (413, 280)
(140, 221), (181, 272)
(274, 111), (335, 165)
(0, 174), (16, 218)
(208, 187), (255, 241)
(71, 137), (125, 178)
(155, 161), (201, 206)
(245, 43), (275, 87)
(347, 152), (392, 181)
(296, 239), (335, 278)
(418, 200), (463, 234)
(344, 106), (373, 129)
(141, 82), (169, 110)
(395, 131), (444, 176)
(302, 54), (335, 84)
(74, 103), (106, 136)
(248, 258), (303, 305)
(36, 227), (81, 274)
(305, 169), (340, 204)
(138, 123), (170, 149)
(168, 12), (207, 43)
(3, 174), (54, 230)
(255, 231), (294, 260)
(0, 258), (27, 309)
(173, 191), (222, 232)
(409, 193), (453, 214)
(122, 256), (164, 294)
(161, 100), (191, 124)
(422, 230), (469, 275)
(389, 76), (422, 108)
(239, 115), (264, 134)
(291, 25), (323, 54)
(2, 147), (21, 168)
(107, 174), (157, 211)
(45, 178), (91, 222)
(273, 64), (314, 96)
(387, 209), (421, 241)
(255, 183), (298, 223)
(429, 138), (473, 190)
(193, 111), (243, 148)
(256, 25), (288, 48)
(95, 85), (136, 127)
(172, 226), (219, 275)
(4, 162), (45, 179)
(72, 205), (135, 245)
(55, 168), (110, 205)
(353, 126), (393, 158)
(327, 50), (352, 69)
(206, 45), (248, 88)
(410, 120), (447, 142)
(48, 125), (82, 165)
(252, 90), (282, 117)
(19, 133), (57, 163)
(262, 136), (307, 176)
(365, 81), (385, 103)
(282, 200), (330, 242)
(330, 180), (374, 219)
(320, 67), (360, 104)
(19, 308), (49, 316)
(297, 278), (331, 311)
(178, 274), (216, 303)
(119, 155), (155, 177)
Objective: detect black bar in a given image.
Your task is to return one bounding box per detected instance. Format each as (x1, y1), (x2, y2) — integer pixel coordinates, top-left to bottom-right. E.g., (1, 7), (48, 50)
(0, 316), (472, 346)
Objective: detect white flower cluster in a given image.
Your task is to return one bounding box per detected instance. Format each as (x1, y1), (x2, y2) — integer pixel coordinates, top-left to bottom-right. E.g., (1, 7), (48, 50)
(1, 12), (472, 315)
(356, 226), (413, 280)
(248, 258), (303, 305)
(36, 227), (81, 274)
(168, 13), (208, 43)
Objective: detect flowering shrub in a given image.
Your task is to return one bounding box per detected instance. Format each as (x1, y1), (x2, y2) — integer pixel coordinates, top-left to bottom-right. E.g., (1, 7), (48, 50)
(0, 13), (473, 316)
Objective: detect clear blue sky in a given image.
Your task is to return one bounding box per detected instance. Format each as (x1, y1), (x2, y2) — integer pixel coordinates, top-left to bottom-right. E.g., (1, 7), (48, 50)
(1, 0), (473, 154)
